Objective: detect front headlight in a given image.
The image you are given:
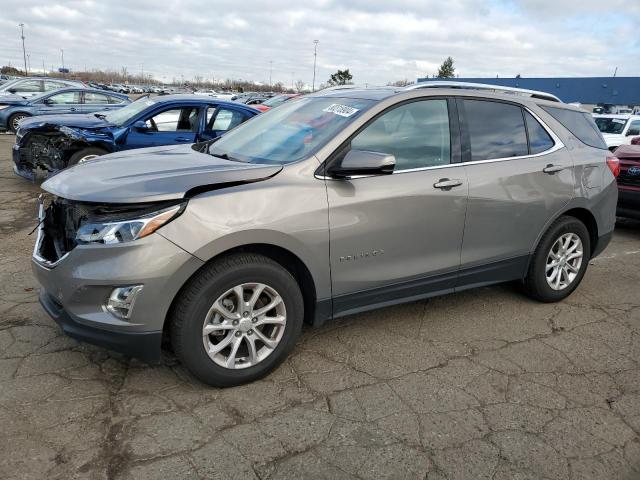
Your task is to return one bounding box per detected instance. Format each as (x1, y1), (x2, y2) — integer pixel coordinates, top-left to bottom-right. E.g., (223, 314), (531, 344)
(0, 105), (9, 110)
(76, 204), (183, 245)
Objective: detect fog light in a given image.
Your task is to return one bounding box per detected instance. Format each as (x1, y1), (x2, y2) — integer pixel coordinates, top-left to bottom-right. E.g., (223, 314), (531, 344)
(105, 285), (143, 320)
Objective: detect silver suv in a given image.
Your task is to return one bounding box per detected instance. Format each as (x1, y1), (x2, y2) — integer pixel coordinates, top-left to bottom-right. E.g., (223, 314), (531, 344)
(32, 83), (618, 386)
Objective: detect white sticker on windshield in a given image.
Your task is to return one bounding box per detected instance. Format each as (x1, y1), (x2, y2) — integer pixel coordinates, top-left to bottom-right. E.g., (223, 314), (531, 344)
(323, 103), (359, 117)
(612, 119), (626, 124)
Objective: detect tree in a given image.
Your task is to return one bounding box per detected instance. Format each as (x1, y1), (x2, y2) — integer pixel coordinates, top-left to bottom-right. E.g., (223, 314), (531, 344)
(387, 79), (413, 87)
(436, 57), (455, 78)
(295, 79), (306, 93)
(328, 69), (353, 86)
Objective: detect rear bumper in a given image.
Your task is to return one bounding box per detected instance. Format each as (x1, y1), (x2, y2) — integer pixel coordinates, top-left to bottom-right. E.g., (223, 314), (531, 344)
(40, 289), (163, 363)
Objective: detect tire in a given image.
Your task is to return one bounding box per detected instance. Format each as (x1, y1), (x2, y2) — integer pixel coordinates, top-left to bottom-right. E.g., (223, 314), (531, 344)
(170, 253), (304, 387)
(67, 147), (108, 166)
(524, 216), (591, 302)
(8, 112), (30, 133)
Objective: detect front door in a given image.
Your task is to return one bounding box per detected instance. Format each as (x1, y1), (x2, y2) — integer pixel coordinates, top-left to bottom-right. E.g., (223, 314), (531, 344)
(457, 98), (573, 285)
(34, 91), (82, 115)
(325, 98), (468, 316)
(201, 105), (251, 141)
(124, 106), (200, 149)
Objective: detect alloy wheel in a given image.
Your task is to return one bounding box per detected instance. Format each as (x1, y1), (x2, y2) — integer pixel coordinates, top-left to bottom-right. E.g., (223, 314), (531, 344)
(202, 283), (286, 369)
(545, 233), (583, 291)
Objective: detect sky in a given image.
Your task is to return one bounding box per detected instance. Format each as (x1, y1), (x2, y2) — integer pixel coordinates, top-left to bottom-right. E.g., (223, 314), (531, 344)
(0, 0), (638, 87)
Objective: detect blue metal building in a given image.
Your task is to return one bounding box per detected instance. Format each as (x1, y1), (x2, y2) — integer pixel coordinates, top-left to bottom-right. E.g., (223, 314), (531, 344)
(415, 77), (640, 106)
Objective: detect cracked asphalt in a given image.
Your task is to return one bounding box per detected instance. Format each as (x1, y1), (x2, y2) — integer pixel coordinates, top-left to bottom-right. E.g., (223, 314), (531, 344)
(1, 133), (640, 479)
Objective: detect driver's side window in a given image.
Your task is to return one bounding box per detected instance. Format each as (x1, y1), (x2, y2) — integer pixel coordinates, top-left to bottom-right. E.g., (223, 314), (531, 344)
(145, 107), (199, 132)
(349, 99), (451, 171)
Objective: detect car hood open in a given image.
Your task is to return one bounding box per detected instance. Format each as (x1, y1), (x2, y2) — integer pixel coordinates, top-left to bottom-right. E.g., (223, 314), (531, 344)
(42, 144), (283, 203)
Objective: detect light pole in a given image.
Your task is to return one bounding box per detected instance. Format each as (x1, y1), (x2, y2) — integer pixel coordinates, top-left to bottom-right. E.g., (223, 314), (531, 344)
(19, 24), (27, 75)
(312, 40), (319, 92)
(26, 54), (31, 75)
(269, 60), (273, 89)
(60, 49), (65, 75)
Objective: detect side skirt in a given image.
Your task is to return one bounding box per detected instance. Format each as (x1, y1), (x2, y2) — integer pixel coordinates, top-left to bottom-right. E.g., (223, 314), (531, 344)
(315, 255), (530, 324)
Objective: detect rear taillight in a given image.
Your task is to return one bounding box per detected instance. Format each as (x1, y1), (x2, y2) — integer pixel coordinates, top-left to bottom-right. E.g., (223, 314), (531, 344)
(606, 155), (620, 178)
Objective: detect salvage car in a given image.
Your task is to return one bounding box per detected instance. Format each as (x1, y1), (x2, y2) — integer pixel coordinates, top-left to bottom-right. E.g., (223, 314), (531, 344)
(614, 144), (640, 219)
(32, 83), (617, 387)
(13, 95), (259, 179)
(0, 87), (130, 132)
(0, 77), (84, 99)
(593, 114), (640, 151)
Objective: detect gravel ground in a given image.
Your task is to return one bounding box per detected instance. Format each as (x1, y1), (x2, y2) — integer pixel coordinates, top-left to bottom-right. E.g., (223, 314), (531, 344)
(0, 133), (639, 479)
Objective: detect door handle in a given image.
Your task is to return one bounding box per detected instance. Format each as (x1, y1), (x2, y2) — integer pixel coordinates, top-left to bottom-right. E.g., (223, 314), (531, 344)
(433, 178), (463, 190)
(69, 107), (76, 112)
(175, 137), (191, 142)
(543, 164), (564, 174)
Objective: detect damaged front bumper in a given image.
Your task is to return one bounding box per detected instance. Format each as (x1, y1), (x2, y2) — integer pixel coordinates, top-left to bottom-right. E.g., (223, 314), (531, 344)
(12, 142), (37, 180)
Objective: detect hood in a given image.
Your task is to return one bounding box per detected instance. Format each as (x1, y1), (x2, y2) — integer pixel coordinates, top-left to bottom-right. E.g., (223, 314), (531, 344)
(19, 113), (113, 130)
(42, 144), (283, 203)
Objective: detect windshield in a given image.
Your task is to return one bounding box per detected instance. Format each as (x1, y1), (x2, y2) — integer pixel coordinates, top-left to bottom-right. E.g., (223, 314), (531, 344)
(595, 117), (628, 134)
(104, 97), (156, 126)
(0, 79), (21, 91)
(209, 96), (374, 165)
(262, 95), (293, 108)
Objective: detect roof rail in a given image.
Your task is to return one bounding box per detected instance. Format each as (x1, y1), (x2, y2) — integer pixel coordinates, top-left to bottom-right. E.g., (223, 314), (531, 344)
(405, 81), (562, 103)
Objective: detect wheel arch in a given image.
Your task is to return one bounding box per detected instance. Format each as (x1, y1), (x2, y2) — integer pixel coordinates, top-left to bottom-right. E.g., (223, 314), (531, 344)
(163, 243), (321, 342)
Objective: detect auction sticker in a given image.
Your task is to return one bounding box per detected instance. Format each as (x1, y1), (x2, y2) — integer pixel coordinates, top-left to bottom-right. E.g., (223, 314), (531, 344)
(323, 104), (359, 117)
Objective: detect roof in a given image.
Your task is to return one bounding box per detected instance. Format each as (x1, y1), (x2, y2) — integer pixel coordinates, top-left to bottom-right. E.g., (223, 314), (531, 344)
(149, 94), (260, 112)
(593, 114), (640, 120)
(417, 77), (640, 105)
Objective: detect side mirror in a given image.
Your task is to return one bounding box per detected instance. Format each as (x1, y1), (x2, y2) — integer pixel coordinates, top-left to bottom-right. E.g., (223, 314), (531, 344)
(626, 129), (640, 137)
(328, 149), (396, 178)
(43, 98), (54, 105)
(133, 120), (148, 131)
(8, 88), (17, 94)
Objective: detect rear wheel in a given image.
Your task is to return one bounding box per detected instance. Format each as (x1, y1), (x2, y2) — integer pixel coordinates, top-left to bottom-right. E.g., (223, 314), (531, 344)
(524, 216), (590, 302)
(9, 112), (30, 133)
(67, 147), (108, 166)
(170, 253), (304, 387)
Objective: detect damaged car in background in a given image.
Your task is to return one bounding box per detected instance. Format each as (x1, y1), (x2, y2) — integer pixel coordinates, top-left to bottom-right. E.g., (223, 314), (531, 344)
(0, 87), (130, 133)
(12, 95), (260, 180)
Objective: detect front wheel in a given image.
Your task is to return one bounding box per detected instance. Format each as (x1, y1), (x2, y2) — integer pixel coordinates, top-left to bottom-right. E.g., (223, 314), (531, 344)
(67, 147), (108, 166)
(9, 113), (30, 133)
(170, 253), (304, 387)
(524, 216), (590, 302)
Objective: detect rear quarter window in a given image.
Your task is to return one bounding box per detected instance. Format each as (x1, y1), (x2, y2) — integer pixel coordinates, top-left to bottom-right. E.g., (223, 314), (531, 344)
(541, 106), (607, 150)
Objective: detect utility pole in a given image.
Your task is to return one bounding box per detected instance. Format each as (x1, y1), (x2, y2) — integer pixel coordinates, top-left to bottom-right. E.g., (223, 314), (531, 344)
(26, 54), (31, 75)
(42, 59), (45, 74)
(312, 40), (319, 92)
(60, 49), (65, 76)
(269, 60), (273, 89)
(19, 24), (27, 75)
(141, 63), (144, 82)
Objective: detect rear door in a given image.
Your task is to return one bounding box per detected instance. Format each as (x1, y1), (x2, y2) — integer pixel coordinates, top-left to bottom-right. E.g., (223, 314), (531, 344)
(200, 105), (252, 141)
(82, 91), (119, 113)
(325, 98), (469, 315)
(457, 98), (573, 286)
(124, 105), (201, 149)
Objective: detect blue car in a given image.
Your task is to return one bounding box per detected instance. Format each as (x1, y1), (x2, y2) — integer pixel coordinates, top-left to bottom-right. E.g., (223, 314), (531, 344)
(13, 95), (260, 179)
(0, 87), (130, 132)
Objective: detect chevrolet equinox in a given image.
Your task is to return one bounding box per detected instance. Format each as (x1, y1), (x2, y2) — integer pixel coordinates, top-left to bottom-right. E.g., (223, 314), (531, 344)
(32, 83), (618, 386)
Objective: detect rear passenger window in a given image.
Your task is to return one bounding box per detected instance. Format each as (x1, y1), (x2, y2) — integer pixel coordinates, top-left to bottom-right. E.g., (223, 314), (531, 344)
(464, 100), (528, 161)
(524, 111), (554, 154)
(350, 99), (451, 170)
(541, 106), (607, 150)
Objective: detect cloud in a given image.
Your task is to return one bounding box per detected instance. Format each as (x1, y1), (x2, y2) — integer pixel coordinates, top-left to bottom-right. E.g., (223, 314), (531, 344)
(0, 0), (638, 86)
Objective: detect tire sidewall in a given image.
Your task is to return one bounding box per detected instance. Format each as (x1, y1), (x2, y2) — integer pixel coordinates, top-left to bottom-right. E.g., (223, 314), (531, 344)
(531, 218), (591, 301)
(176, 262), (303, 386)
(68, 147), (107, 166)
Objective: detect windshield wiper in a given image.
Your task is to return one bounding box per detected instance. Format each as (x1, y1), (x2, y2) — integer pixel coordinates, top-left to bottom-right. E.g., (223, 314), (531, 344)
(210, 152), (242, 162)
